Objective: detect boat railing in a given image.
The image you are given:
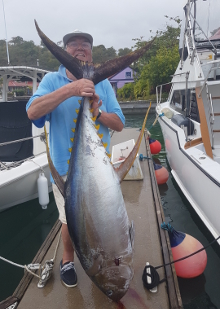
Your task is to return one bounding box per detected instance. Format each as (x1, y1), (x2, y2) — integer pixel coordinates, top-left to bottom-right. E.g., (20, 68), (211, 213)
(0, 132), (46, 147)
(0, 151), (47, 171)
(156, 82), (173, 105)
(0, 133), (47, 171)
(198, 60), (220, 97)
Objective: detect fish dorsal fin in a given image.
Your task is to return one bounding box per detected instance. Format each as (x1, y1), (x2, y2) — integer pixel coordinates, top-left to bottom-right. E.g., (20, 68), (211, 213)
(115, 103), (151, 182)
(44, 125), (65, 197)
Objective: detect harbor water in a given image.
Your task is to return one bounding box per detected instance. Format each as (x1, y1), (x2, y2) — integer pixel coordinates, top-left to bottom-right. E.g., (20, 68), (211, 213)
(1, 113), (220, 308)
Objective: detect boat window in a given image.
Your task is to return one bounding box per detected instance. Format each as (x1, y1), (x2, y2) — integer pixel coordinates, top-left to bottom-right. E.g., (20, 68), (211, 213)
(170, 89), (200, 123)
(193, 0), (220, 48)
(0, 100), (33, 162)
(170, 90), (185, 112)
(190, 90), (200, 122)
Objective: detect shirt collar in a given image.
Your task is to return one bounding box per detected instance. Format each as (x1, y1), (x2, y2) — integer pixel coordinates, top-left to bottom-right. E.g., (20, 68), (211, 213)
(58, 64), (72, 81)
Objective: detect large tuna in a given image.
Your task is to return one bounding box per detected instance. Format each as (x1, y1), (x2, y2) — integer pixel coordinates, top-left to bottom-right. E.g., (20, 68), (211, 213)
(35, 21), (153, 301)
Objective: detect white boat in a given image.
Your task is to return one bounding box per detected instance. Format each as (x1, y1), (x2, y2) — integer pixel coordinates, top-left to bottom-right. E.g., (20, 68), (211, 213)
(156, 0), (220, 243)
(0, 66), (52, 211)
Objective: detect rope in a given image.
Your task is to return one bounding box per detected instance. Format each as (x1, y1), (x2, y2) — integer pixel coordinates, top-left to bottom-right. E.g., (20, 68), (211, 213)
(0, 229), (62, 285)
(147, 113), (164, 132)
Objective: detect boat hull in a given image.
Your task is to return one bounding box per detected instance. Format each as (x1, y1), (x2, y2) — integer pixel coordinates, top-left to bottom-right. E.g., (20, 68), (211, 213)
(0, 153), (52, 212)
(158, 112), (220, 241)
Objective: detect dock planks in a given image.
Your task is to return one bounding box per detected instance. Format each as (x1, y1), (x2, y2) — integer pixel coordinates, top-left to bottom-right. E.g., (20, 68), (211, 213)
(0, 128), (182, 309)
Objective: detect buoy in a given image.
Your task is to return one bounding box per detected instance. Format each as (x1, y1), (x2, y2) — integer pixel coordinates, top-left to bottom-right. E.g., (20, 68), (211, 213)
(149, 138), (162, 155)
(154, 163), (169, 185)
(37, 172), (49, 209)
(161, 223), (207, 278)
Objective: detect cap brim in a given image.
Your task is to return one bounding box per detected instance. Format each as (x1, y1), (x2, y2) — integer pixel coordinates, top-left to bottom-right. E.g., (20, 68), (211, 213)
(63, 32), (93, 47)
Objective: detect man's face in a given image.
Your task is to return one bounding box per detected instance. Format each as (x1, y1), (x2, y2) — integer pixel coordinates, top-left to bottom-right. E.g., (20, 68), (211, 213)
(66, 36), (92, 63)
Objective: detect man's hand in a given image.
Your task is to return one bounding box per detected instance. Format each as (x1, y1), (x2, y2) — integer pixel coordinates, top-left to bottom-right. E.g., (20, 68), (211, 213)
(68, 79), (95, 97)
(91, 93), (102, 118)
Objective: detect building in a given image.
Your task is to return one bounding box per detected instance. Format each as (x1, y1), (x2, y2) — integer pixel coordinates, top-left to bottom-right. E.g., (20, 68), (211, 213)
(108, 66), (136, 96)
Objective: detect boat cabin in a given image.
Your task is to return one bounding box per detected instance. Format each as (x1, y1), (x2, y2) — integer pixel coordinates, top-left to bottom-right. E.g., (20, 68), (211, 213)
(0, 66), (49, 162)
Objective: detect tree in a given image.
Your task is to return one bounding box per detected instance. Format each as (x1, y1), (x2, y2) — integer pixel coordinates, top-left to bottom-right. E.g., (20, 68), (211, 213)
(9, 36), (24, 45)
(92, 45), (117, 63)
(118, 48), (132, 57)
(117, 17), (181, 100)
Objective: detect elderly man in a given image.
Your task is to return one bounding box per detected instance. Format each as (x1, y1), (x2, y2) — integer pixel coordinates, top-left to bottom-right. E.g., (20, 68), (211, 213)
(26, 29), (125, 288)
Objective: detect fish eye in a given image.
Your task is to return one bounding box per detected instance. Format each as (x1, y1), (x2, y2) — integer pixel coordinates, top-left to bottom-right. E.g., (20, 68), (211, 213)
(107, 290), (113, 297)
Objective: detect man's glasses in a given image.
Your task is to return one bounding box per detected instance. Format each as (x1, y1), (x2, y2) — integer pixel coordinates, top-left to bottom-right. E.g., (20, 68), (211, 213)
(67, 41), (91, 50)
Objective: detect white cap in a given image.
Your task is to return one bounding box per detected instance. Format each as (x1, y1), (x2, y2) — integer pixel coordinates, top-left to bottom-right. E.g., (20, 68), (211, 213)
(63, 29), (93, 47)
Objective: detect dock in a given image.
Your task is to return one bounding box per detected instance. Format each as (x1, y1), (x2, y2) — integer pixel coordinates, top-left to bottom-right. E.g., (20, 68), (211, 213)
(119, 101), (156, 114)
(0, 128), (183, 309)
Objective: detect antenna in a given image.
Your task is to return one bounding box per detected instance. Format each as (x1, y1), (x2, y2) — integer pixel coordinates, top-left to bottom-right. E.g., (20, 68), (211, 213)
(2, 0), (10, 65)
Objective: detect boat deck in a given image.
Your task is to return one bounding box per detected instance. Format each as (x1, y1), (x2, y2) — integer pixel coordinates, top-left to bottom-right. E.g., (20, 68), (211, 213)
(0, 128), (183, 309)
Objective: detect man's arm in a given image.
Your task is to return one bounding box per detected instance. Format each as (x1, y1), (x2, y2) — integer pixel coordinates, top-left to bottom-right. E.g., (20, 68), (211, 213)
(93, 105), (123, 132)
(27, 79), (96, 120)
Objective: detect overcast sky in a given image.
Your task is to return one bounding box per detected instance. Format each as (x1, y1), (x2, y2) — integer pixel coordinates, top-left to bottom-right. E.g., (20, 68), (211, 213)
(0, 0), (186, 51)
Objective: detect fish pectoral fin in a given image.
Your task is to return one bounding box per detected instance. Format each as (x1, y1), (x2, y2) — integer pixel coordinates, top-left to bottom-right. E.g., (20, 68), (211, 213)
(115, 103), (151, 182)
(129, 221), (135, 249)
(86, 255), (103, 277)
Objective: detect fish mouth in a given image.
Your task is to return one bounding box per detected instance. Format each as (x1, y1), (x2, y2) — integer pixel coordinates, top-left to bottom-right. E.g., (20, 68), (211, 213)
(92, 264), (133, 302)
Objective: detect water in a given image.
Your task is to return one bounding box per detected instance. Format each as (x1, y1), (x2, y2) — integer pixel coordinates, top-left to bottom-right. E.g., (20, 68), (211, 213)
(0, 192), (58, 301)
(125, 113), (220, 309)
(1, 113), (220, 308)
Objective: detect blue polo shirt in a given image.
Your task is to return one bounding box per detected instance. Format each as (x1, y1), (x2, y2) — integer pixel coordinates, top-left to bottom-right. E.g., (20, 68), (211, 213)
(26, 65), (125, 182)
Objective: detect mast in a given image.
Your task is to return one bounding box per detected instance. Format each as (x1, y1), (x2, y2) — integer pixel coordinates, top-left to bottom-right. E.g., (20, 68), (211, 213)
(2, 0), (10, 65)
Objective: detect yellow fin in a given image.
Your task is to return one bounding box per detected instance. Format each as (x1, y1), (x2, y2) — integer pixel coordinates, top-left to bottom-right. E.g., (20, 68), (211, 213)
(98, 133), (103, 139)
(68, 148), (72, 153)
(91, 116), (96, 122)
(90, 108), (94, 113)
(103, 142), (108, 149)
(75, 109), (79, 114)
(107, 153), (111, 158)
(71, 128), (75, 133)
(73, 119), (77, 123)
(78, 100), (82, 104)
(70, 138), (74, 142)
(67, 160), (70, 164)
(95, 124), (100, 130)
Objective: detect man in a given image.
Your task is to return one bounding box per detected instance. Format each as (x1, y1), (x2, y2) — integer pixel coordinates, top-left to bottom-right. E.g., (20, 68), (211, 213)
(26, 29), (125, 288)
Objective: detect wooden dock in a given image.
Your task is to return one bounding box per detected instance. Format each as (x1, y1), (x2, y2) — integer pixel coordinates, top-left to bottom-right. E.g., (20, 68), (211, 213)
(0, 128), (183, 309)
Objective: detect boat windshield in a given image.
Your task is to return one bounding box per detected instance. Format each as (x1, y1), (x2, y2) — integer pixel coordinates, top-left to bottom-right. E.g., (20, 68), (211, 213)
(179, 0), (220, 50)
(194, 0), (220, 42)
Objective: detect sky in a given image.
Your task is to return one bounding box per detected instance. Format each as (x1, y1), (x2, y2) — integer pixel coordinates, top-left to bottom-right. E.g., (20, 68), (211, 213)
(0, 0), (186, 51)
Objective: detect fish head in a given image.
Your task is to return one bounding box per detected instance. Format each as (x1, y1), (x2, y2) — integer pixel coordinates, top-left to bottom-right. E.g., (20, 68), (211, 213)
(92, 262), (134, 302)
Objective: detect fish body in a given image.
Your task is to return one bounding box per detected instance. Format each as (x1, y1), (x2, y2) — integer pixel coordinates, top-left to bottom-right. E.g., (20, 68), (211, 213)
(65, 93), (134, 301)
